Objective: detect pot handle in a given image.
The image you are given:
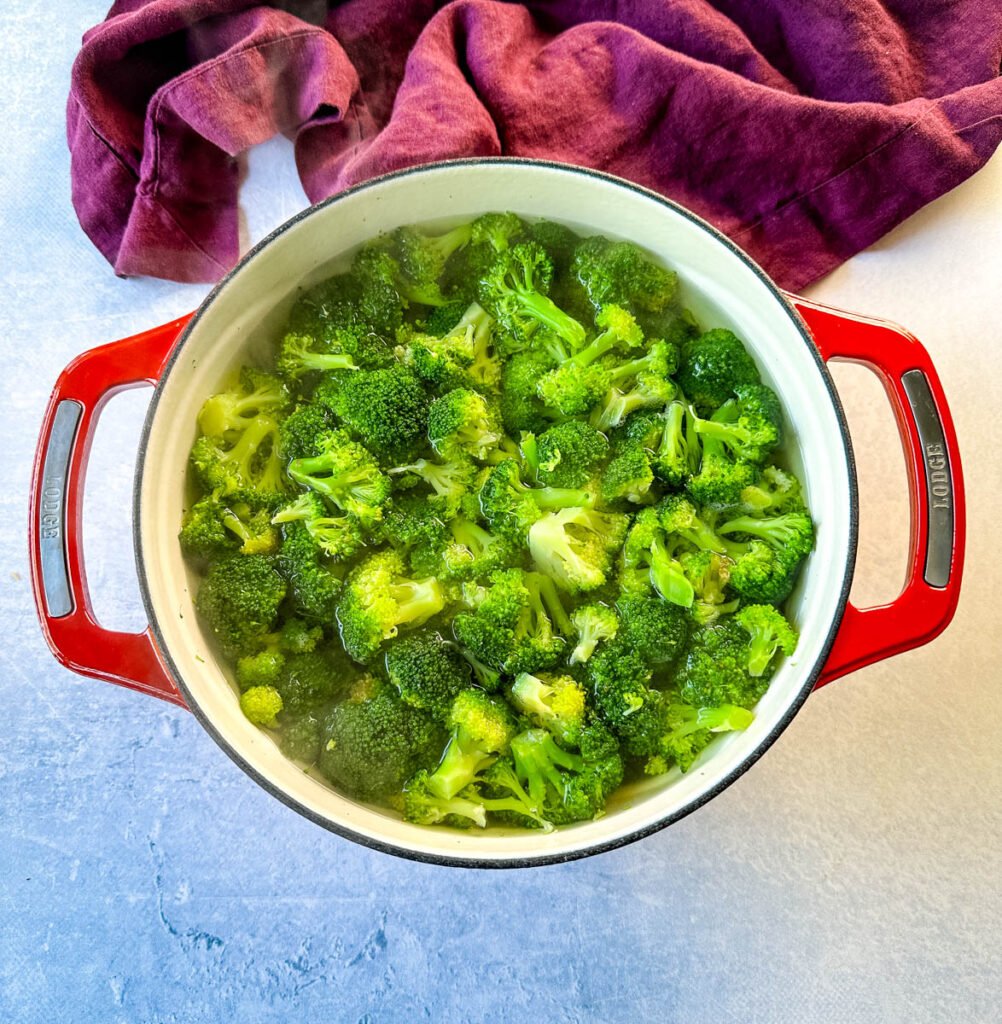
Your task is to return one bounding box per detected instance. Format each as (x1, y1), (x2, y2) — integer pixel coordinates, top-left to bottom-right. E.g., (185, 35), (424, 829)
(29, 317), (193, 707)
(787, 296), (965, 687)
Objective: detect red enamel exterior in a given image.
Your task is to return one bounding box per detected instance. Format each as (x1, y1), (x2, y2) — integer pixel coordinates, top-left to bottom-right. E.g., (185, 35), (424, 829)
(28, 300), (964, 704)
(28, 317), (191, 707)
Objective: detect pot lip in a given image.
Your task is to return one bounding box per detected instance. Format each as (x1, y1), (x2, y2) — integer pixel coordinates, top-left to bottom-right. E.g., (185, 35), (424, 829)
(134, 157), (858, 868)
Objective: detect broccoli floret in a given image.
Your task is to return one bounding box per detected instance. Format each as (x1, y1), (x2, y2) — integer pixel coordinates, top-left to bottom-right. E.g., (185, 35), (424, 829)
(440, 517), (518, 581)
(388, 223), (473, 306)
(385, 630), (473, 722)
(678, 619), (769, 709)
(278, 617), (324, 654)
(650, 700), (754, 775)
(378, 494), (449, 574)
(571, 237), (678, 314)
(717, 509), (815, 603)
(651, 400), (702, 487)
(235, 649), (286, 690)
(470, 212), (526, 254)
(686, 402), (758, 507)
(498, 350), (559, 435)
(239, 685), (283, 727)
(403, 767), (551, 831)
(348, 247), (408, 335)
(388, 456), (477, 519)
(735, 604), (799, 677)
(422, 690), (518, 800)
(589, 342), (677, 432)
(316, 682), (446, 802)
(195, 555), (286, 659)
(679, 549), (738, 624)
(692, 384), (783, 465)
(510, 672), (586, 745)
(278, 404), (334, 463)
(525, 219), (579, 273)
(527, 507), (629, 593)
(477, 242), (586, 354)
(427, 388), (501, 461)
(275, 331), (359, 381)
(658, 495), (729, 555)
(179, 496), (278, 559)
(421, 301), (469, 337)
(271, 491), (366, 562)
(275, 649), (350, 714)
(317, 366), (431, 463)
(739, 464), (804, 514)
(677, 327), (760, 414)
(196, 369), (289, 440)
(336, 549), (446, 663)
(287, 430), (391, 527)
(601, 442), (655, 504)
(452, 569), (573, 675)
(532, 420), (609, 489)
(569, 603), (619, 665)
(278, 710), (323, 764)
(621, 507), (694, 609)
(587, 641), (663, 756)
(480, 459), (596, 542)
(274, 520), (344, 624)
(286, 271), (398, 351)
(616, 594), (689, 665)
(536, 304), (644, 416)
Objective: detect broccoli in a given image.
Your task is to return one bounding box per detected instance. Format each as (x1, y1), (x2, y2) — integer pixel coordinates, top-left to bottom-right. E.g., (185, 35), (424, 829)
(527, 507), (629, 593)
(190, 412), (288, 510)
(739, 464), (804, 514)
(421, 300), (469, 337)
(678, 619), (770, 709)
(278, 710), (323, 764)
(398, 302), (498, 393)
(571, 236), (678, 314)
(196, 369), (289, 440)
(479, 459), (596, 542)
(587, 641), (663, 756)
(649, 700), (754, 775)
(692, 384), (783, 464)
(179, 496), (278, 559)
(589, 342), (677, 432)
(233, 616), (326, 690)
(658, 495), (729, 555)
(525, 219), (579, 274)
(422, 690), (518, 799)
(621, 507), (694, 609)
(601, 442), (655, 504)
(469, 212), (526, 254)
(271, 491), (365, 563)
(440, 517), (517, 581)
(402, 767), (551, 831)
(452, 569), (573, 675)
(569, 603), (619, 665)
(274, 520), (344, 624)
(677, 327), (760, 413)
(531, 420), (609, 489)
(274, 648), (351, 714)
(278, 403), (334, 462)
(477, 242), (586, 353)
(336, 549), (446, 663)
(316, 365), (431, 463)
(686, 402), (758, 507)
(275, 331), (359, 381)
(510, 672), (586, 745)
(195, 555), (287, 659)
(498, 350), (559, 434)
(427, 388), (501, 461)
(616, 594), (689, 664)
(235, 649), (286, 690)
(287, 430), (391, 527)
(316, 682), (446, 802)
(387, 223), (473, 306)
(385, 630), (473, 722)
(239, 685), (283, 727)
(388, 456), (477, 519)
(536, 304), (644, 416)
(735, 604), (799, 677)
(347, 247), (408, 335)
(716, 509), (815, 602)
(679, 549), (738, 624)
(378, 494), (449, 571)
(651, 400), (702, 487)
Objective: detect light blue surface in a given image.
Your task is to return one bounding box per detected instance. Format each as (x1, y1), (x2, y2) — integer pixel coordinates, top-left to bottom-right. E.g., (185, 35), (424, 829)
(2, 6), (1000, 1023)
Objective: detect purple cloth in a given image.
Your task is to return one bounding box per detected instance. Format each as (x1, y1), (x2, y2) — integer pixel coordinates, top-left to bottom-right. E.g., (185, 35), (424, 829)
(68, 0), (1002, 289)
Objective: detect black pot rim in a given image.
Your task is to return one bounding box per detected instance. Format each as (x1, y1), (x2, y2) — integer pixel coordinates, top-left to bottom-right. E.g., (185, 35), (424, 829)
(134, 157), (858, 869)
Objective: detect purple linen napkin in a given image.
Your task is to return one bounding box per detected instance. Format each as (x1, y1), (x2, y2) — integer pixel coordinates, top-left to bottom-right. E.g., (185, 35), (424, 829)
(68, 0), (1002, 288)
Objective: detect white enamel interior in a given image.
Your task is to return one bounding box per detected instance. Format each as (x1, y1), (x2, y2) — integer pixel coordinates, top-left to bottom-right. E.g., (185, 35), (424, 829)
(138, 161), (853, 865)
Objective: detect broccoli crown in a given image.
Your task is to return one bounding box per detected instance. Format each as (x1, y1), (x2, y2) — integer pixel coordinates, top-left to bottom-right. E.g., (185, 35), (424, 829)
(569, 603), (619, 665)
(510, 672), (587, 745)
(650, 700), (754, 775)
(440, 517), (517, 581)
(179, 497), (277, 560)
(735, 604), (799, 677)
(195, 555), (287, 659)
(275, 649), (350, 715)
(388, 223), (472, 306)
(532, 420), (609, 488)
(650, 400), (701, 487)
(678, 619), (769, 709)
(427, 388), (501, 460)
(616, 594), (689, 664)
(421, 300), (469, 337)
(336, 549), (445, 663)
(679, 549), (737, 624)
(469, 212), (527, 254)
(717, 509), (814, 603)
(275, 330), (359, 381)
(571, 236), (678, 314)
(279, 709), (323, 764)
(498, 350), (559, 435)
(274, 520), (344, 624)
(348, 248), (409, 334)
(320, 366), (430, 463)
(279, 404), (334, 462)
(196, 369), (289, 440)
(601, 441), (655, 504)
(317, 683), (446, 802)
(739, 464), (804, 514)
(621, 507), (695, 609)
(587, 641), (664, 756)
(589, 342), (677, 432)
(385, 630), (473, 722)
(528, 507), (629, 593)
(693, 383), (783, 465)
(677, 328), (761, 413)
(235, 649), (285, 691)
(239, 685), (284, 727)
(272, 491), (366, 563)
(480, 459), (595, 542)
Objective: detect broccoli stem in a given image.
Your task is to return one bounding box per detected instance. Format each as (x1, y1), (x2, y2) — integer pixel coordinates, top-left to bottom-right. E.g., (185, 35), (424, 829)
(531, 486), (594, 510)
(649, 538), (695, 608)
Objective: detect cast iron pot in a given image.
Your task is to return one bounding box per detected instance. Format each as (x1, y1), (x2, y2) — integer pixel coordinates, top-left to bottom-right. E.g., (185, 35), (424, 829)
(29, 160), (965, 867)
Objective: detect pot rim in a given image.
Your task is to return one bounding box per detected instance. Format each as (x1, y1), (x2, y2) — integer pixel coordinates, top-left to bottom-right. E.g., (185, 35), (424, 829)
(134, 157), (858, 868)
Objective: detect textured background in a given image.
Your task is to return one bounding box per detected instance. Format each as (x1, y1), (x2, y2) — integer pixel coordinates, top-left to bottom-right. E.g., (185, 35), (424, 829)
(2, 6), (1000, 1023)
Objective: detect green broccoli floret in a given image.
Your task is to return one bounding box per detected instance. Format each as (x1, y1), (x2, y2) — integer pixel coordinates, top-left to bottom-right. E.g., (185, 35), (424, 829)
(651, 400), (702, 487)
(679, 549), (738, 624)
(531, 420), (609, 489)
(235, 649), (286, 690)
(403, 767), (551, 831)
(650, 700), (754, 775)
(388, 223), (473, 306)
(735, 604), (799, 677)
(536, 304), (644, 416)
(179, 497), (278, 559)
(317, 366), (431, 463)
(452, 569), (573, 675)
(421, 300), (469, 337)
(278, 404), (334, 462)
(336, 549), (446, 663)
(569, 603), (619, 665)
(571, 237), (678, 314)
(378, 494), (449, 574)
(510, 672), (586, 745)
(692, 384), (783, 465)
(440, 517), (518, 581)
(427, 388), (501, 461)
(385, 630), (473, 722)
(587, 641), (663, 756)
(677, 327), (761, 413)
(274, 520), (344, 624)
(738, 464), (804, 514)
(271, 491), (365, 563)
(686, 402), (758, 507)
(195, 555), (286, 659)
(277, 617), (324, 654)
(239, 685), (283, 727)
(616, 594), (689, 664)
(347, 247), (408, 335)
(477, 242), (586, 354)
(190, 412), (288, 509)
(527, 507), (630, 593)
(717, 509), (815, 603)
(678, 619), (769, 709)
(196, 368), (289, 440)
(316, 681), (446, 802)
(422, 690), (518, 799)
(275, 331), (359, 381)
(287, 430), (391, 527)
(286, 270), (399, 351)
(470, 212), (526, 254)
(274, 649), (350, 714)
(480, 459), (596, 542)
(658, 494), (729, 554)
(525, 219), (580, 274)
(589, 342), (677, 432)
(278, 710), (323, 764)
(388, 456), (477, 519)
(498, 350), (559, 435)
(621, 507), (694, 609)
(601, 442), (655, 504)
